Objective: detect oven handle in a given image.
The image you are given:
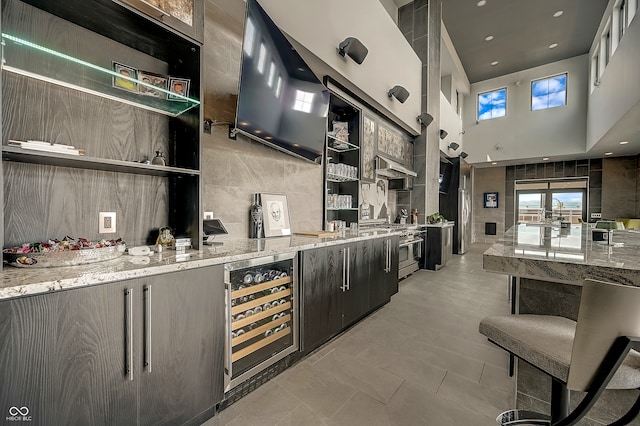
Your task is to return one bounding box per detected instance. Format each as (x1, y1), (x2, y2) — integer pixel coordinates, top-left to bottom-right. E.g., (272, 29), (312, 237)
(399, 238), (423, 248)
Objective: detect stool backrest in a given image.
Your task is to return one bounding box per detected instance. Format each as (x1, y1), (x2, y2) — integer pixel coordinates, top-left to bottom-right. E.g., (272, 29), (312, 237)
(567, 279), (640, 391)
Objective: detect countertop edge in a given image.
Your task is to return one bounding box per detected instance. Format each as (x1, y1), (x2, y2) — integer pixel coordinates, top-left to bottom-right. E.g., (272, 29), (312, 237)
(0, 231), (400, 301)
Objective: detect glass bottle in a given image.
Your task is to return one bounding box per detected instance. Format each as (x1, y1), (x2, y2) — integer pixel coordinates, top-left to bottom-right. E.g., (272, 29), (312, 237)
(152, 150), (166, 166)
(249, 194), (263, 238)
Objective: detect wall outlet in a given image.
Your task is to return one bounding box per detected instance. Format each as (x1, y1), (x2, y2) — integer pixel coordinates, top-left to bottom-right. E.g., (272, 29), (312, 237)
(590, 212), (602, 219)
(204, 211), (214, 220)
(99, 212), (117, 233)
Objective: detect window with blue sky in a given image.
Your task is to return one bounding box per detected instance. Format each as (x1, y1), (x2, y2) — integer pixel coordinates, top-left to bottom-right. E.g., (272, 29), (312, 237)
(531, 73), (567, 111)
(478, 88), (506, 121)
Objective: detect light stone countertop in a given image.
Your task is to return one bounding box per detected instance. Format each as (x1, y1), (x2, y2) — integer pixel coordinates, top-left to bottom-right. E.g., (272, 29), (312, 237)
(483, 224), (640, 286)
(0, 230), (399, 301)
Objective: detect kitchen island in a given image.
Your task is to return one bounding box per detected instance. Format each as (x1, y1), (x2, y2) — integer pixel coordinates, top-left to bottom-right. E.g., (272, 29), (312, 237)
(483, 223), (640, 425)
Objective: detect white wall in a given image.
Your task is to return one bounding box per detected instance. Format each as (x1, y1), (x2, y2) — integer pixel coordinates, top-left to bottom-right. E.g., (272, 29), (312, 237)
(439, 91), (463, 155)
(462, 55), (589, 164)
(260, 0), (422, 135)
(587, 2), (640, 150)
(378, 0), (398, 23)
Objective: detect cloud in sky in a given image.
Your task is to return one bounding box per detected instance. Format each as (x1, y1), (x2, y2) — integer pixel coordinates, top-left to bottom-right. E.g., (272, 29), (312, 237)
(478, 88), (506, 120)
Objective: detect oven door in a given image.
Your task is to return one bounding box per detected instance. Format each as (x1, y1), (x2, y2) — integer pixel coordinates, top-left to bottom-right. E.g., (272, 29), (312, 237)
(398, 238), (422, 279)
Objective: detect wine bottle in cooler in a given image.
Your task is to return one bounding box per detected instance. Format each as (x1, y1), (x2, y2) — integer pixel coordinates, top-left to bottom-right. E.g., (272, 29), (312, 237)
(249, 194), (263, 238)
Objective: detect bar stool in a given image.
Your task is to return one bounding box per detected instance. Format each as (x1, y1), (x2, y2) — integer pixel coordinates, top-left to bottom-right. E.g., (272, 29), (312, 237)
(479, 278), (640, 425)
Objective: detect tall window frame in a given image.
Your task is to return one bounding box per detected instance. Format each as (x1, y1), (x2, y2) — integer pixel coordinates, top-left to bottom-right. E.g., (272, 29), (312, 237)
(531, 73), (567, 111)
(477, 87), (507, 121)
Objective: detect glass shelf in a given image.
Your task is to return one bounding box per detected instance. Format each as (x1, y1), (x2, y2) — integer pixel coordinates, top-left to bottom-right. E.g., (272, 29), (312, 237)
(326, 173), (358, 183)
(1, 33), (200, 117)
(2, 146), (200, 177)
(327, 134), (358, 152)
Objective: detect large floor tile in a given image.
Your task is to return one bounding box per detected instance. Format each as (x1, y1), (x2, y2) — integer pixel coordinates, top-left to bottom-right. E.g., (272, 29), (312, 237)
(437, 370), (514, 419)
(330, 392), (391, 426)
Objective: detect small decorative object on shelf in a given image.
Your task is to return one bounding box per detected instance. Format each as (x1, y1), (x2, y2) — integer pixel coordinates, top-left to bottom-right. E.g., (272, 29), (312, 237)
(151, 150), (166, 166)
(138, 70), (169, 98)
(167, 77), (191, 102)
(156, 226), (175, 247)
(112, 61), (138, 93)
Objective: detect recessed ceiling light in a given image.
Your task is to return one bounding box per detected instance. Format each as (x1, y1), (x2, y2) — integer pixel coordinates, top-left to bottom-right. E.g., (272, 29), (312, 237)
(620, 141), (629, 145)
(485, 35), (494, 41)
(605, 152), (613, 156)
(549, 43), (558, 49)
(553, 10), (564, 18)
(491, 61), (499, 66)
(491, 162), (498, 165)
(542, 157), (550, 161)
(477, 0), (487, 6)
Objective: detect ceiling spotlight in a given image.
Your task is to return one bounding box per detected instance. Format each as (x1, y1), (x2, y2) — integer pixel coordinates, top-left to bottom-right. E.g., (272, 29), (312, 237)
(605, 152), (613, 156)
(542, 157), (550, 161)
(549, 43), (558, 49)
(337, 37), (368, 64)
(485, 35), (494, 41)
(477, 0), (486, 6)
(417, 112), (433, 127)
(460, 151), (469, 159)
(620, 141), (629, 145)
(491, 162), (498, 165)
(448, 142), (460, 151)
(491, 61), (499, 66)
(439, 129), (448, 140)
(388, 85), (410, 103)
(553, 10), (564, 18)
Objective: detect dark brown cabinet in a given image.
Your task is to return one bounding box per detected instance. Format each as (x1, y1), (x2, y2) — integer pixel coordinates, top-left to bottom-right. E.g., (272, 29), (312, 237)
(300, 245), (344, 353)
(370, 235), (399, 310)
(301, 236), (399, 354)
(0, 266), (224, 426)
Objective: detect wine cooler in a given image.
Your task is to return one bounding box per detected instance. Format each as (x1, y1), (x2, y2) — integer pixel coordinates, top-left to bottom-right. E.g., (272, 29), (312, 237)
(224, 253), (298, 391)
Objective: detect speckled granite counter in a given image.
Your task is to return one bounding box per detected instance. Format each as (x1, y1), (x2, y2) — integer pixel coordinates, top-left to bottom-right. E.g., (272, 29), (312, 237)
(0, 230), (398, 300)
(484, 223), (640, 286)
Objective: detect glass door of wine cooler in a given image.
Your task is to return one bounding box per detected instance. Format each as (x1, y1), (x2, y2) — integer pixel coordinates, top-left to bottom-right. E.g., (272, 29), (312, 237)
(224, 253), (298, 391)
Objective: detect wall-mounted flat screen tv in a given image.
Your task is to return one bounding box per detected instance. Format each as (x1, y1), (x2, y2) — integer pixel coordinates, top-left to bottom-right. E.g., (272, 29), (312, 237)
(234, 0), (330, 163)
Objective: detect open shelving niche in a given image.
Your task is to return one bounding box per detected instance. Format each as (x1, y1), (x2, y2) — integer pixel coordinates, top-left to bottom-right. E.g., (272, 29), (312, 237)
(1, 0), (203, 252)
(323, 83), (362, 229)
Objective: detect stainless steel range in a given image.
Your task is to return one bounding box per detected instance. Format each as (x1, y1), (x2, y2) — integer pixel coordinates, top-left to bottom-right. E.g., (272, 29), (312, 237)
(396, 226), (424, 279)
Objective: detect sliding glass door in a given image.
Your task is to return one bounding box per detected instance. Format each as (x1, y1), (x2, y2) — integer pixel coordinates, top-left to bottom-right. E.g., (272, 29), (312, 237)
(515, 179), (587, 224)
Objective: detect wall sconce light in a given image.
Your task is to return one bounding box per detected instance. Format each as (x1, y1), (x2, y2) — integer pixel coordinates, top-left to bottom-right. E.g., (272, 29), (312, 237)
(439, 129), (448, 139)
(416, 112), (433, 127)
(388, 85), (410, 103)
(448, 142), (460, 151)
(460, 151), (469, 159)
(337, 37), (368, 64)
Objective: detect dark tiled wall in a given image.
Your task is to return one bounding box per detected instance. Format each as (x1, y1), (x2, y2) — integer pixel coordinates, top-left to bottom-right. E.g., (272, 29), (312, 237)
(398, 0), (442, 220)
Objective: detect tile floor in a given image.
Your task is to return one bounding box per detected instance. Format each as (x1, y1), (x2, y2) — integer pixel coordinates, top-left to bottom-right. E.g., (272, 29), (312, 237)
(204, 243), (514, 425)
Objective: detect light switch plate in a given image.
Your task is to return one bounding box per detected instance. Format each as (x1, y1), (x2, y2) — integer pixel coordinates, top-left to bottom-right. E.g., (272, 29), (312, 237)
(99, 212), (117, 233)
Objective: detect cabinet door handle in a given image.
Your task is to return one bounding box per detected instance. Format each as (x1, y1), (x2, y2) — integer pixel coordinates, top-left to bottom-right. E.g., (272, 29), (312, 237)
(124, 288), (134, 381)
(341, 249), (347, 292)
(143, 285), (152, 373)
(387, 239), (392, 272)
(346, 247), (351, 290)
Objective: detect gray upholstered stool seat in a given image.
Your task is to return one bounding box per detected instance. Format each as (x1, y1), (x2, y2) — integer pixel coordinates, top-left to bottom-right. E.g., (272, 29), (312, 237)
(480, 314), (640, 390)
(480, 279), (640, 425)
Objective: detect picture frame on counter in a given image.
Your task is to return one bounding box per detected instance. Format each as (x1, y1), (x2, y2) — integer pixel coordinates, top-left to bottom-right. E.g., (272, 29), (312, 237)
(484, 192), (499, 208)
(260, 193), (291, 237)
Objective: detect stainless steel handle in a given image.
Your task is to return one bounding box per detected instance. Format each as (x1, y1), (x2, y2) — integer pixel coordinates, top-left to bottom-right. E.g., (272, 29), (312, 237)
(143, 285), (152, 373)
(346, 247), (351, 290)
(341, 249), (347, 292)
(388, 239), (392, 272)
(124, 288), (133, 381)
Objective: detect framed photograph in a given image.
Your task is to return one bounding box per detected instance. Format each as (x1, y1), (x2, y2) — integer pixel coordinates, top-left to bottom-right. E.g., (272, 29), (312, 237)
(361, 114), (376, 183)
(484, 192), (499, 208)
(112, 62), (138, 93)
(260, 193), (291, 237)
(167, 77), (190, 101)
(138, 70), (168, 98)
